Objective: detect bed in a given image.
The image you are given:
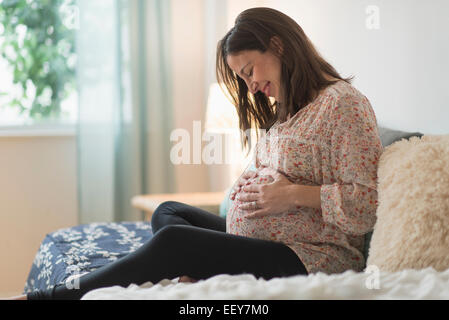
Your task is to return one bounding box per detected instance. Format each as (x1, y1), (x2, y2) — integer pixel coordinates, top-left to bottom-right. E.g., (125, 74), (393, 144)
(24, 221), (153, 294)
(24, 126), (449, 300)
(24, 220), (449, 300)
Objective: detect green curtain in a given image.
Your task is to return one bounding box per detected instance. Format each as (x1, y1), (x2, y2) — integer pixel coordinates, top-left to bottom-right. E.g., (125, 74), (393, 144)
(76, 0), (174, 223)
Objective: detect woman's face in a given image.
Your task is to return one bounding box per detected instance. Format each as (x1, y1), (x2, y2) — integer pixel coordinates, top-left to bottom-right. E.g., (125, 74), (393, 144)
(226, 49), (282, 102)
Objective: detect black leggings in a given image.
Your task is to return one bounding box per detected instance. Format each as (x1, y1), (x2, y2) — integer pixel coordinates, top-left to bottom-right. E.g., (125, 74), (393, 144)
(27, 201), (308, 300)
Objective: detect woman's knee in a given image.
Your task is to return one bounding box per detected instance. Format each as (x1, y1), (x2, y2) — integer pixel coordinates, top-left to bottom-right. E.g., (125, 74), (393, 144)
(153, 201), (180, 215)
(151, 201), (181, 232)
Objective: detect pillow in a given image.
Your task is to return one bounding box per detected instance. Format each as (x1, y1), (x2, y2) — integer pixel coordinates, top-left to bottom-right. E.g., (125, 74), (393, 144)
(366, 134), (449, 272)
(362, 126), (424, 261)
(377, 125), (424, 147)
(219, 187), (233, 218)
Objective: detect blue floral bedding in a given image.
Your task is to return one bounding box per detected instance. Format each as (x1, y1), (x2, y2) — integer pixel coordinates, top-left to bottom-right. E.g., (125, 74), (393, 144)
(24, 221), (153, 294)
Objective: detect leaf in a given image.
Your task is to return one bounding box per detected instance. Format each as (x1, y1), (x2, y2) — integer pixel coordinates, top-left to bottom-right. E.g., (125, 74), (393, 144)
(2, 0), (22, 10)
(0, 0), (76, 120)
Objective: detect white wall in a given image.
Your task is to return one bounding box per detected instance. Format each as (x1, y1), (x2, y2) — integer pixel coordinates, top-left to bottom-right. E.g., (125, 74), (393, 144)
(227, 0), (449, 135)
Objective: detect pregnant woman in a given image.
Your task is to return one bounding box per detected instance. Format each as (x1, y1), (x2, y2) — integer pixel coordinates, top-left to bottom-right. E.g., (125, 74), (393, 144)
(9, 7), (383, 300)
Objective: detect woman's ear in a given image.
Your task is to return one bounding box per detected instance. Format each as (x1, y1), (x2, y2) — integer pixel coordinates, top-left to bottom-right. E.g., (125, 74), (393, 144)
(269, 36), (284, 56)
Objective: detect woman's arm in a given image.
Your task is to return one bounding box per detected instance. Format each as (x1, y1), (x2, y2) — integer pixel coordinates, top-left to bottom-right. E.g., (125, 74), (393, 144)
(318, 93), (383, 236)
(239, 169), (323, 218)
(287, 184), (322, 210)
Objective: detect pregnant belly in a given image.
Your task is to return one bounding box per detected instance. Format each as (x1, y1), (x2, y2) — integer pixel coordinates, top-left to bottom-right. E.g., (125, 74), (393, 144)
(226, 167), (299, 243)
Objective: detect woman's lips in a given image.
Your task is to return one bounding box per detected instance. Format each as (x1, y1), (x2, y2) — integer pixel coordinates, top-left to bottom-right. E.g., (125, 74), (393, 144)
(262, 82), (270, 96)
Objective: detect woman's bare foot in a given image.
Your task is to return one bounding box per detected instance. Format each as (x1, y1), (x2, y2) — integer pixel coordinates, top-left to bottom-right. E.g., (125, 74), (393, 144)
(178, 275), (198, 283)
(1, 294), (27, 300)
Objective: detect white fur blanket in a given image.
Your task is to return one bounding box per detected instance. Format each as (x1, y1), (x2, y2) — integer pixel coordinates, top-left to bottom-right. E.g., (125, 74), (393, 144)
(81, 267), (449, 300)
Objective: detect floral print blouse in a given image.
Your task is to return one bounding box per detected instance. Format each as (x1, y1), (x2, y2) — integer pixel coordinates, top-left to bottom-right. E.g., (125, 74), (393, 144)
(226, 80), (384, 275)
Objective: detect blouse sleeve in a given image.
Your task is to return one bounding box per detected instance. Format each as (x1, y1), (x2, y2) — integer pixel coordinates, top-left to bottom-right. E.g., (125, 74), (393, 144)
(320, 93), (384, 236)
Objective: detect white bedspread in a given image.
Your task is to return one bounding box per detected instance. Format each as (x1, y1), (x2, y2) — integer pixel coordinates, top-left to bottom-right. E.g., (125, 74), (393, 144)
(81, 267), (449, 300)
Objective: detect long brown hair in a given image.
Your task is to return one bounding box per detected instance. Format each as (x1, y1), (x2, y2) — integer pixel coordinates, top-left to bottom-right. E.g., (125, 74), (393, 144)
(216, 7), (354, 154)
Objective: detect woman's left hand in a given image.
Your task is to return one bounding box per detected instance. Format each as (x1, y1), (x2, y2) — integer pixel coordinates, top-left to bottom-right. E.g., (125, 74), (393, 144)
(238, 166), (295, 219)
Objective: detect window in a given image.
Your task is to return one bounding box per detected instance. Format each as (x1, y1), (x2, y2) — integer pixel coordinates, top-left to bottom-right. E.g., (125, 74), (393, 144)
(0, 0), (78, 126)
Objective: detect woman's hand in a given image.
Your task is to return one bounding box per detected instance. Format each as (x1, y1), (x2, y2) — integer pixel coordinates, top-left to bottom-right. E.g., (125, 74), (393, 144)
(238, 166), (296, 219)
(230, 170), (258, 201)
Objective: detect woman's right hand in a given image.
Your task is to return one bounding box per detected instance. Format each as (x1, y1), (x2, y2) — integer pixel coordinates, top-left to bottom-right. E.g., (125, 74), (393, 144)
(230, 170), (258, 200)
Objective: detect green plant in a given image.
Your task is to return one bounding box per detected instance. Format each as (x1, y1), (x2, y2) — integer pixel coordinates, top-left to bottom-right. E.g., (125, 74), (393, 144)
(0, 0), (76, 121)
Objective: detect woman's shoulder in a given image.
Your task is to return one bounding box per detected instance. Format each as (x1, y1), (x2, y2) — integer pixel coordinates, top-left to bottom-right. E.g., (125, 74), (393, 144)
(323, 80), (356, 98)
(322, 80), (371, 110)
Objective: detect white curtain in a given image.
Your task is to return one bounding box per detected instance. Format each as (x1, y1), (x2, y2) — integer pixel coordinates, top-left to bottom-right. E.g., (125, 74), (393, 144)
(76, 0), (175, 223)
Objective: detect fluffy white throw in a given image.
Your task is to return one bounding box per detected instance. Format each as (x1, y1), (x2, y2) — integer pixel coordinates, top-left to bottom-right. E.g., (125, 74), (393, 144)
(82, 267), (449, 300)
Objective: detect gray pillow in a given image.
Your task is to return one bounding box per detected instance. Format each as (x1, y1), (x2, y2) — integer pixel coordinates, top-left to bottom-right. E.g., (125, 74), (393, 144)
(362, 125), (424, 264)
(378, 125), (424, 147)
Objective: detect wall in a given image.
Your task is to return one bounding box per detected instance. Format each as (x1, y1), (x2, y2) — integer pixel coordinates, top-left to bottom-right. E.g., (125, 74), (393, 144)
(0, 133), (78, 296)
(170, 0), (210, 193)
(232, 0), (449, 135)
